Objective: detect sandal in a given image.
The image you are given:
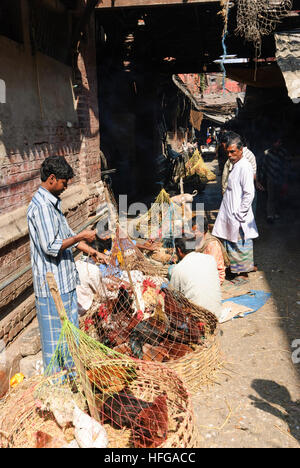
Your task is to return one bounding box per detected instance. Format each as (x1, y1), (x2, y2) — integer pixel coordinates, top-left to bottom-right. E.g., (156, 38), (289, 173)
(231, 277), (249, 285)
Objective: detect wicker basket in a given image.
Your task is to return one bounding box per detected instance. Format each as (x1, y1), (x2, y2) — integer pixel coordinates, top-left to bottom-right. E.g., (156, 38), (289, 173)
(104, 362), (201, 448)
(83, 290), (223, 396)
(0, 363), (201, 449)
(166, 333), (223, 395)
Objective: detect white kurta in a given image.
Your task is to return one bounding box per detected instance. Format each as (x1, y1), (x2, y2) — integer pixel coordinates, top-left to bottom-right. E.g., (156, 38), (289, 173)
(213, 156), (259, 243)
(169, 252), (222, 318)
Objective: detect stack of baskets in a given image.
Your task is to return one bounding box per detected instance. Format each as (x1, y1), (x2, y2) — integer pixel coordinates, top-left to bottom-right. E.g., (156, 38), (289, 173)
(0, 185), (224, 449)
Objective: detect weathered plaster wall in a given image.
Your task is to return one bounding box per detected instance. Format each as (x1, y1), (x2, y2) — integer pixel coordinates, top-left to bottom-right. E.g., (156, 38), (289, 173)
(0, 28), (81, 212)
(0, 2), (104, 345)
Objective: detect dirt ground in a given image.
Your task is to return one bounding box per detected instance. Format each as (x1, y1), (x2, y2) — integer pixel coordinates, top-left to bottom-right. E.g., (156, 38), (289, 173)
(192, 153), (300, 448)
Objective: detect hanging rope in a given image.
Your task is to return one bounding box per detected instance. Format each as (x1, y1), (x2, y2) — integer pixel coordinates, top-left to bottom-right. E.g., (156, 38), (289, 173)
(219, 1), (231, 94)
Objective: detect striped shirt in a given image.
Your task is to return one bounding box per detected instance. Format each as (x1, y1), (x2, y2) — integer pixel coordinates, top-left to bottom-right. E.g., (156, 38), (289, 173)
(27, 186), (80, 297)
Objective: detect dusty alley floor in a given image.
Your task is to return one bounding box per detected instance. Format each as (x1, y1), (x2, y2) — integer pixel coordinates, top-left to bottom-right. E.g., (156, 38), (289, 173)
(192, 153), (300, 448)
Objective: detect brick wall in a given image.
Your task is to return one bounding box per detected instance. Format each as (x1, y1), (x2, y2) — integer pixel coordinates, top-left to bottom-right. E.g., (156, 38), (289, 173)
(0, 124), (84, 212)
(0, 5), (105, 345)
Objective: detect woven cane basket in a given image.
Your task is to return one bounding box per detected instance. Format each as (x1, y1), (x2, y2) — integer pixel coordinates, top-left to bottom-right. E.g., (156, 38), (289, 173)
(166, 333), (223, 395)
(0, 363), (201, 449)
(84, 289), (223, 397)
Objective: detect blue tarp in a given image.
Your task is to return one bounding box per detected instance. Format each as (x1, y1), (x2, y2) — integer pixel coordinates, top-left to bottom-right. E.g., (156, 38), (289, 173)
(222, 290), (271, 318)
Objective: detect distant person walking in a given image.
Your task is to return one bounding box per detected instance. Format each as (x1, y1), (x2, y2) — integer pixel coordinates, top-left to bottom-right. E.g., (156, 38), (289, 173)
(257, 138), (290, 224)
(216, 130), (230, 176)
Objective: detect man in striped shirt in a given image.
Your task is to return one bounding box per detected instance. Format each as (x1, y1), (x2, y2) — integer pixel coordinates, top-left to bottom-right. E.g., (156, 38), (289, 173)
(27, 155), (107, 373)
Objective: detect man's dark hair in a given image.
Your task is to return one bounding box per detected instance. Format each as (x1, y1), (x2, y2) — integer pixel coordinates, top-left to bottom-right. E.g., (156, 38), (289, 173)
(218, 130), (230, 144)
(175, 236), (196, 255)
(224, 131), (243, 150)
(40, 155), (74, 182)
(93, 236), (112, 253)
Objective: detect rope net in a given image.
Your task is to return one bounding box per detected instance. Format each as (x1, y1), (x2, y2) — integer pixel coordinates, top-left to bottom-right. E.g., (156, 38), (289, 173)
(234, 0), (293, 53)
(0, 276), (201, 448)
(81, 227), (218, 366)
(134, 188), (188, 241)
(185, 149), (216, 184)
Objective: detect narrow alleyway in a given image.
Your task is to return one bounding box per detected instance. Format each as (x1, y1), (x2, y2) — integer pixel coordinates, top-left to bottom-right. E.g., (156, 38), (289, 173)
(192, 153), (300, 448)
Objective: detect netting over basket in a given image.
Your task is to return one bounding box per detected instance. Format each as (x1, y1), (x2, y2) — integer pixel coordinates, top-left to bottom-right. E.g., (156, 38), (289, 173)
(134, 189), (189, 241)
(234, 0), (293, 53)
(185, 149), (216, 184)
(0, 364), (201, 449)
(80, 229), (220, 389)
(0, 274), (201, 449)
(103, 225), (171, 277)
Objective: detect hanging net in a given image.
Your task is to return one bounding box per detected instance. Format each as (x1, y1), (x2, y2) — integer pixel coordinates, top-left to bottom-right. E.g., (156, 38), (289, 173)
(133, 189), (190, 242)
(234, 0), (293, 53)
(0, 273), (201, 448)
(81, 226), (223, 393)
(78, 227), (221, 391)
(185, 149), (216, 184)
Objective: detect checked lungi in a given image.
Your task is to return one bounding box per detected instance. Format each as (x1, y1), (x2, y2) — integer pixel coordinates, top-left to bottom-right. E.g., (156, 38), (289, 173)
(222, 228), (254, 274)
(35, 289), (79, 374)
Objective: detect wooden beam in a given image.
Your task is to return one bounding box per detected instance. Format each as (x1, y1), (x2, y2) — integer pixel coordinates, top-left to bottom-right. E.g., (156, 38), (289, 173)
(96, 0), (218, 8)
(72, 0), (100, 49)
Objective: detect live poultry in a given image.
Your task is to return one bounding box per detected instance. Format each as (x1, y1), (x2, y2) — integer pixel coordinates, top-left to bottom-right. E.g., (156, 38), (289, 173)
(129, 313), (169, 359)
(141, 339), (193, 362)
(112, 285), (133, 316)
(142, 343), (170, 362)
(160, 339), (194, 360)
(97, 285), (139, 347)
(163, 288), (206, 344)
(133, 392), (168, 448)
(129, 290), (205, 359)
(35, 431), (66, 449)
(100, 390), (168, 448)
(86, 364), (137, 395)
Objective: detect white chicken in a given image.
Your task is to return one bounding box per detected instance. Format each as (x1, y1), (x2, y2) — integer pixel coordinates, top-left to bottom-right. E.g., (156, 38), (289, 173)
(73, 405), (109, 448)
(34, 383), (109, 448)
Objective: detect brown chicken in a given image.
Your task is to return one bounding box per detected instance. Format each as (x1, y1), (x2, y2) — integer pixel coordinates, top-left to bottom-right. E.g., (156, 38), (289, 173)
(113, 342), (133, 356)
(163, 289), (205, 344)
(98, 287), (140, 347)
(87, 364), (136, 394)
(161, 339), (193, 360)
(142, 339), (193, 362)
(133, 392), (168, 448)
(129, 316), (169, 359)
(142, 343), (170, 362)
(35, 431), (66, 449)
(100, 390), (168, 448)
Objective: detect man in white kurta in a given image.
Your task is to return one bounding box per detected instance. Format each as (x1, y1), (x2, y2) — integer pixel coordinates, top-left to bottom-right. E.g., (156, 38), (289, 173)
(212, 136), (259, 279)
(170, 238), (222, 319)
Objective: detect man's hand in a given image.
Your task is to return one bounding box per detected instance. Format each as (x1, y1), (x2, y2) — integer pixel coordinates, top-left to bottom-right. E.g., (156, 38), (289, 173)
(80, 229), (97, 243)
(142, 240), (162, 251)
(61, 230), (96, 253)
(137, 242), (156, 252)
(256, 181), (265, 192)
(91, 251), (109, 265)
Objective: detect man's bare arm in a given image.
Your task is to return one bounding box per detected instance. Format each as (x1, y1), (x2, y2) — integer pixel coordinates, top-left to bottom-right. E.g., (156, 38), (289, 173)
(60, 229), (97, 252)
